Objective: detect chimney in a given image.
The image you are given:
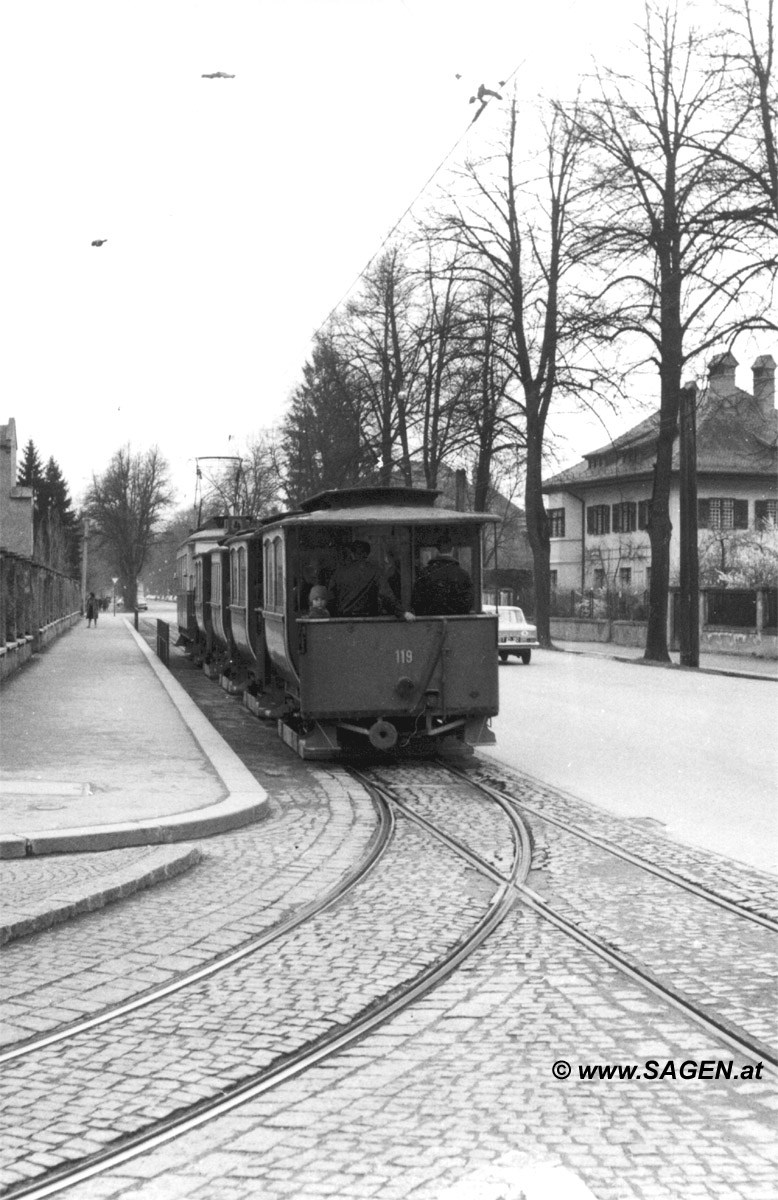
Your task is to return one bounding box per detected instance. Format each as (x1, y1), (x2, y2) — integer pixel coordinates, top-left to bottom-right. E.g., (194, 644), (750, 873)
(752, 355), (776, 418)
(707, 351), (738, 398)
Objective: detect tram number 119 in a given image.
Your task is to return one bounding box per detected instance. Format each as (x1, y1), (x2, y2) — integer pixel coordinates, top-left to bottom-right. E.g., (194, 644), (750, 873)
(396, 649), (413, 664)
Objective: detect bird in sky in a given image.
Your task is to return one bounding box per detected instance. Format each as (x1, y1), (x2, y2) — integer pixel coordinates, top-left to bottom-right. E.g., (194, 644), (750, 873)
(91, 239), (107, 247)
(201, 71), (235, 79)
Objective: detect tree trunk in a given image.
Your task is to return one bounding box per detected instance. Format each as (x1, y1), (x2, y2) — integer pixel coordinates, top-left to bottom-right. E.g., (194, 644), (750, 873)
(524, 413), (552, 646)
(644, 380), (680, 661)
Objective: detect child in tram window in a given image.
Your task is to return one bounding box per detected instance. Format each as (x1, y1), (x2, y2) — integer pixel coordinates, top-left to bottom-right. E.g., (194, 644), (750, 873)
(305, 585), (331, 619)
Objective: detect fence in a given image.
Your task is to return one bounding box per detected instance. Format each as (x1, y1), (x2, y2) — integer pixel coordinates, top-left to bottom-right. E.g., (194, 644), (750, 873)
(550, 588), (650, 622)
(1, 550), (81, 680)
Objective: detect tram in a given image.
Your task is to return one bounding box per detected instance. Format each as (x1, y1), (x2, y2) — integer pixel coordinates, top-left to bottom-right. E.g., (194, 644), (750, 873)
(177, 486), (499, 758)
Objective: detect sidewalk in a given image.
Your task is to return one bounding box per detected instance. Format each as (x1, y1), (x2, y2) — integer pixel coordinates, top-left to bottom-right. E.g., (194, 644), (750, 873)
(552, 638), (778, 679)
(0, 615), (269, 859)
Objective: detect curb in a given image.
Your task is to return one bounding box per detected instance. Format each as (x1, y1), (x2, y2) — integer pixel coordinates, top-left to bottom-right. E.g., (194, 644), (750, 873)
(0, 845), (203, 945)
(554, 644), (777, 682)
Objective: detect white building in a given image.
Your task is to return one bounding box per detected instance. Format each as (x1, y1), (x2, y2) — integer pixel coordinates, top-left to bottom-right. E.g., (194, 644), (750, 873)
(542, 353), (777, 595)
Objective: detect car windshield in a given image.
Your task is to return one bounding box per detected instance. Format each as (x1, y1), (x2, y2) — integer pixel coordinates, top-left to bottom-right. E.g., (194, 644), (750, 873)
(499, 608), (525, 624)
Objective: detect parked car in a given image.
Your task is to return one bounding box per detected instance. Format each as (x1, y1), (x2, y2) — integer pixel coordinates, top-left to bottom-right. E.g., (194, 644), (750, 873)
(485, 605), (539, 663)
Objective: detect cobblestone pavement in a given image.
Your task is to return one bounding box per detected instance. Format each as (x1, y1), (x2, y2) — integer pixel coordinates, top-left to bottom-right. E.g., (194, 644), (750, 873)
(46, 909), (778, 1200)
(369, 761), (778, 1052)
(0, 844), (203, 945)
(4, 645), (777, 1200)
(0, 816), (497, 1192)
(469, 760), (778, 923)
(0, 769), (376, 1046)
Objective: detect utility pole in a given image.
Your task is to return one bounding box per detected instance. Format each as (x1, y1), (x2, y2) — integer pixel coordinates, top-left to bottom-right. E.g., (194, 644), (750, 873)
(678, 382), (699, 667)
(81, 518), (89, 612)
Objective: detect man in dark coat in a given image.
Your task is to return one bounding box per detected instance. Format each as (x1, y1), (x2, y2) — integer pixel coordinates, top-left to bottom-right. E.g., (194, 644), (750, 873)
(411, 537), (473, 615)
(330, 541), (414, 621)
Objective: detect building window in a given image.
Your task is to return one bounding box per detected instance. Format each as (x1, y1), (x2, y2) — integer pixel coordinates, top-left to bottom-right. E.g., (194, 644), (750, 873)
(619, 567), (632, 587)
(586, 505), (610, 535)
(548, 508), (565, 538)
(638, 500), (652, 530)
(593, 568), (606, 588)
(698, 498), (748, 530)
(755, 499), (778, 529)
(550, 570), (558, 590)
(612, 501), (637, 533)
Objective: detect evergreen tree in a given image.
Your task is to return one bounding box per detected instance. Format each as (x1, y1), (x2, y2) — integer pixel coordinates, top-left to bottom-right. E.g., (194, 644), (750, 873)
(16, 441), (80, 574)
(41, 458), (81, 575)
(16, 439), (45, 490)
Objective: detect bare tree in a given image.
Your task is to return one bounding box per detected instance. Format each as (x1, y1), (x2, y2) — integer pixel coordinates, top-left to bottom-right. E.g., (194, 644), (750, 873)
(340, 248), (421, 485)
(85, 446), (174, 609)
(410, 247), (471, 490)
(431, 96), (593, 644)
(200, 432), (286, 519)
(714, 0), (777, 240)
(579, 2), (773, 660)
(460, 284), (523, 511)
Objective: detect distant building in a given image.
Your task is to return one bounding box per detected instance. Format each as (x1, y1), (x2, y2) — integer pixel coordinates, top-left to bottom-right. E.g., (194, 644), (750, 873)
(542, 353), (777, 594)
(0, 418), (34, 558)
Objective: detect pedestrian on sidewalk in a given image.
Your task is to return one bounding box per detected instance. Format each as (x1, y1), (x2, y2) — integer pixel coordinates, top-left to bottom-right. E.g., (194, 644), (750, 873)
(86, 593), (99, 628)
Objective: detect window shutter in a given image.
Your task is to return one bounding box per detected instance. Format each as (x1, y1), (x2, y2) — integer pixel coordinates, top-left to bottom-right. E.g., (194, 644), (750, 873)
(698, 499), (710, 528)
(587, 507), (595, 535)
(734, 499), (748, 530)
(612, 504), (621, 532)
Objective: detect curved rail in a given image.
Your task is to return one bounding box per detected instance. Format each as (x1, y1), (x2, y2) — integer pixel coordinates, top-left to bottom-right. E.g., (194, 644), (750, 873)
(0, 791), (395, 1067)
(452, 763), (778, 934)
(6, 773), (533, 1200)
(442, 762), (778, 1075)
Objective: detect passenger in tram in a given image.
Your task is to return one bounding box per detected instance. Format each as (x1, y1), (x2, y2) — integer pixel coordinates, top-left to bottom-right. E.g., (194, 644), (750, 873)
(304, 585), (331, 619)
(411, 536), (474, 616)
(330, 540), (415, 622)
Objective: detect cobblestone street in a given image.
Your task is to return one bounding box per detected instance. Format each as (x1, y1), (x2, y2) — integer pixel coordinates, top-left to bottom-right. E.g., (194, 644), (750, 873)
(2, 626), (776, 1200)
(47, 905), (778, 1200)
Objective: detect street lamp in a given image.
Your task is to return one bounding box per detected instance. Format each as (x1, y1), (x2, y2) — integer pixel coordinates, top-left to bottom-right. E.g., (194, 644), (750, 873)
(112, 578), (119, 617)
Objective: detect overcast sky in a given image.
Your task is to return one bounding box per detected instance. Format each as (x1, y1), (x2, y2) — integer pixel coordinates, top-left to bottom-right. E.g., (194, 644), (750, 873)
(2, 0), (770, 511)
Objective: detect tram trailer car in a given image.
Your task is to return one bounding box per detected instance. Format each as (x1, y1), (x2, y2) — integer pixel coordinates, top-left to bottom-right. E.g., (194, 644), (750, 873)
(225, 524), (274, 697)
(176, 515), (248, 662)
(260, 486), (499, 759)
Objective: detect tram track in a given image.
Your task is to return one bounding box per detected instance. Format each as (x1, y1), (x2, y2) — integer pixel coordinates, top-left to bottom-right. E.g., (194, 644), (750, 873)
(440, 760), (778, 1074)
(1, 770), (532, 1200)
(0, 793), (395, 1068)
(458, 762), (778, 933)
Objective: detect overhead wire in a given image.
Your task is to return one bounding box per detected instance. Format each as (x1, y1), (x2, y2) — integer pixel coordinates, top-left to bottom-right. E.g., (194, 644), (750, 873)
(299, 0), (525, 350)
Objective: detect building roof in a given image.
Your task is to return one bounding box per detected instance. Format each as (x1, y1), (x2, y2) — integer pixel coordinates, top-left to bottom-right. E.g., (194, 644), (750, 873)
(543, 376), (777, 494)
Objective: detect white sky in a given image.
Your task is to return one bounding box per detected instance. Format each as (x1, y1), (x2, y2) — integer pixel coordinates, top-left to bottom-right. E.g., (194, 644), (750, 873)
(2, 0), (769, 510)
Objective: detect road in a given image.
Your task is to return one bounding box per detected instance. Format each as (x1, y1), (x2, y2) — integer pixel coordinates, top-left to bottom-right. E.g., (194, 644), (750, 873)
(484, 648), (778, 875)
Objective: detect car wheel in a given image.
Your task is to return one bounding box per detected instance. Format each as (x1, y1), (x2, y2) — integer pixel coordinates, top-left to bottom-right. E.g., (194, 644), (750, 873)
(499, 651), (509, 662)
(519, 650), (531, 664)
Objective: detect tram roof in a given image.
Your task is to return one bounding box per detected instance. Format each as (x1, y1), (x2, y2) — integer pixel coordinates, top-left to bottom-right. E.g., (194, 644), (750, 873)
(299, 486), (439, 512)
(262, 503), (497, 529)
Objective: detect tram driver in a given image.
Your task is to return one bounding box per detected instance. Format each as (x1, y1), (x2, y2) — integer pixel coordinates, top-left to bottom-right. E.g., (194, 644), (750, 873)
(330, 540), (415, 622)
